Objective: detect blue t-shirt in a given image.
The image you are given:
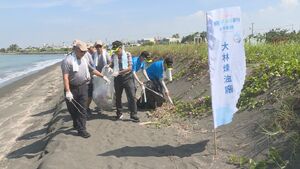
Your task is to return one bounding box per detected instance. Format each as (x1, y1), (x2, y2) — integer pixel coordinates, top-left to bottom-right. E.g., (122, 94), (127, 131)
(146, 60), (164, 80)
(132, 56), (145, 72)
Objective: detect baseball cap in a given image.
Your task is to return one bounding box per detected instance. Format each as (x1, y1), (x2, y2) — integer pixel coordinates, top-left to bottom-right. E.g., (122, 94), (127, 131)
(94, 40), (103, 47)
(140, 51), (152, 63)
(111, 41), (123, 50)
(86, 42), (94, 49)
(164, 56), (173, 68)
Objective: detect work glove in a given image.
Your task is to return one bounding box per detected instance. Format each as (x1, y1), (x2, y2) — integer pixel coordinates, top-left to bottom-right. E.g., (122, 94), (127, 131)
(139, 81), (144, 86)
(165, 89), (170, 96)
(103, 76), (111, 84)
(141, 83), (145, 90)
(108, 67), (113, 73)
(112, 71), (119, 77)
(65, 91), (73, 101)
(103, 65), (113, 73)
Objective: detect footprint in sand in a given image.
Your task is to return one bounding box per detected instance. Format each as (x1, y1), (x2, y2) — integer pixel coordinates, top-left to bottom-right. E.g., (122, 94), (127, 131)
(0, 102), (13, 109)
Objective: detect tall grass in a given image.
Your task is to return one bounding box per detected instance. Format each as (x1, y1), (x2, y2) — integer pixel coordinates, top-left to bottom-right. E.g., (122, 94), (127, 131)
(129, 43), (300, 168)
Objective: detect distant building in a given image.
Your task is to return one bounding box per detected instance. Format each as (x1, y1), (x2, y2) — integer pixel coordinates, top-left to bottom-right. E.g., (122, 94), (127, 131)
(156, 37), (181, 44)
(165, 37), (181, 43)
(194, 34), (202, 44)
(138, 38), (156, 45)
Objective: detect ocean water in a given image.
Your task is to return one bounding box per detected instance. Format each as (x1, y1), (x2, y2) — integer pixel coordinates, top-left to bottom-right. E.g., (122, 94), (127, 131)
(0, 54), (63, 87)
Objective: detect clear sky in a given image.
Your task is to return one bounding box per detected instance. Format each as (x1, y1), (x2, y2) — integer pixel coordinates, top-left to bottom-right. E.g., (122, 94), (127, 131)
(0, 0), (299, 48)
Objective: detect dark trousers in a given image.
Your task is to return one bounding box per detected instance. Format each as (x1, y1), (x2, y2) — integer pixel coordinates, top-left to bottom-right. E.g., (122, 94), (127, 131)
(114, 73), (137, 115)
(88, 82), (93, 98)
(65, 84), (88, 132)
(151, 78), (163, 94)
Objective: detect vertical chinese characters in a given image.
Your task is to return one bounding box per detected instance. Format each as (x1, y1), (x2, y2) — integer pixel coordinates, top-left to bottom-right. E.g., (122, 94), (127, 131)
(221, 42), (233, 94)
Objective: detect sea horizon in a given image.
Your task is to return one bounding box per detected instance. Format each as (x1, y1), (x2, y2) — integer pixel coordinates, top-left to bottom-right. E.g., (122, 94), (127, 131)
(0, 54), (63, 88)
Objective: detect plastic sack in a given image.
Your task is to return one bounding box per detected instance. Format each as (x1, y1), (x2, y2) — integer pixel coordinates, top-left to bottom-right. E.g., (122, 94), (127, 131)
(92, 66), (115, 110)
(137, 81), (165, 110)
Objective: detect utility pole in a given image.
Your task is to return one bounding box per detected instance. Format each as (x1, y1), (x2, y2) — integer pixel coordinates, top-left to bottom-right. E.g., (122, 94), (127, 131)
(251, 22), (254, 36)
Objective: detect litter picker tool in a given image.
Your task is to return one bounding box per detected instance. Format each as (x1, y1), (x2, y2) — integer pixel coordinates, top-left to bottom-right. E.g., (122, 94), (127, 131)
(70, 100), (85, 116)
(142, 84), (147, 102)
(72, 98), (87, 111)
(68, 98), (88, 116)
(144, 86), (164, 99)
(144, 86), (173, 104)
(167, 95), (174, 105)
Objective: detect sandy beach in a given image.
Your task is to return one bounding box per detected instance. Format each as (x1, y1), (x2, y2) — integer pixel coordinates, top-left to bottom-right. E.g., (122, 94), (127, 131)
(0, 63), (64, 168)
(0, 63), (265, 169)
(0, 64), (215, 169)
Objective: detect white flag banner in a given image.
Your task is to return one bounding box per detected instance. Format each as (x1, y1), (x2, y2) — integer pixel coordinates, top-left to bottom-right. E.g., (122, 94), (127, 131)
(206, 7), (246, 128)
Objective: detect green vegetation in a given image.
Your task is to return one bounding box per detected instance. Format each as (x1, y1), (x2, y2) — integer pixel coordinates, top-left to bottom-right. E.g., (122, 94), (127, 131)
(228, 147), (290, 169)
(0, 43), (70, 54)
(177, 28), (300, 44)
(7, 44), (21, 52)
(174, 96), (211, 118)
(181, 31), (207, 43)
(248, 29), (300, 44)
(129, 42), (300, 168)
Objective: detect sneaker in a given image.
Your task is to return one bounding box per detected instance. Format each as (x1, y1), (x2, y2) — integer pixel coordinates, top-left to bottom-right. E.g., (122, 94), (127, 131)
(78, 130), (91, 138)
(130, 114), (140, 122)
(95, 107), (102, 114)
(115, 113), (123, 120)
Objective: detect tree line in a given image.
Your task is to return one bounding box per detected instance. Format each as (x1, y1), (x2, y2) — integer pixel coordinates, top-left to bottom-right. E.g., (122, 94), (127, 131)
(179, 28), (300, 44)
(0, 44), (69, 54)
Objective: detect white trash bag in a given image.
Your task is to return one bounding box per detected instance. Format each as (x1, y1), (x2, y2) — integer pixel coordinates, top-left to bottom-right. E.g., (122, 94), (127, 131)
(93, 66), (115, 110)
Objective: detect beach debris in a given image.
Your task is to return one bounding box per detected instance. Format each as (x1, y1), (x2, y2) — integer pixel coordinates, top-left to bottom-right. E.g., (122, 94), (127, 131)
(139, 121), (159, 126)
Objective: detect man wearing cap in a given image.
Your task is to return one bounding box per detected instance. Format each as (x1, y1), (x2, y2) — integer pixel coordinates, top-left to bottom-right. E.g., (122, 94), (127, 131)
(146, 55), (174, 104)
(87, 42), (97, 57)
(132, 51), (151, 87)
(61, 41), (110, 138)
(66, 39), (81, 55)
(86, 42), (97, 115)
(94, 40), (111, 72)
(110, 41), (139, 122)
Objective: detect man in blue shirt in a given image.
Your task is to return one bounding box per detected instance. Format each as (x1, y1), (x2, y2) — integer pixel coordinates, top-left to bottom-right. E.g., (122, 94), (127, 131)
(132, 51), (151, 86)
(146, 56), (174, 103)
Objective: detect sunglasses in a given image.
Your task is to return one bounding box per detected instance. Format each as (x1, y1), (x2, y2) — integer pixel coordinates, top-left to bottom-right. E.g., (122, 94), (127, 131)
(95, 45), (102, 48)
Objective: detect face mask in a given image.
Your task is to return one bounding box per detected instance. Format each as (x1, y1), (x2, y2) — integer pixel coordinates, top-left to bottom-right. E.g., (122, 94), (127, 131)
(145, 58), (153, 63)
(166, 68), (173, 82)
(108, 50), (114, 56)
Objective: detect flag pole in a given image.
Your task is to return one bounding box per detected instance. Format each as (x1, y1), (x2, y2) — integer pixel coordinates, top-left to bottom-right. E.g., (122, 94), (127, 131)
(214, 127), (217, 156)
(206, 11), (218, 157)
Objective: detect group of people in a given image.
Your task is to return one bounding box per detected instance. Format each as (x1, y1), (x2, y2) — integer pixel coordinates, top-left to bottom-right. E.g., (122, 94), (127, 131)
(61, 39), (174, 138)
